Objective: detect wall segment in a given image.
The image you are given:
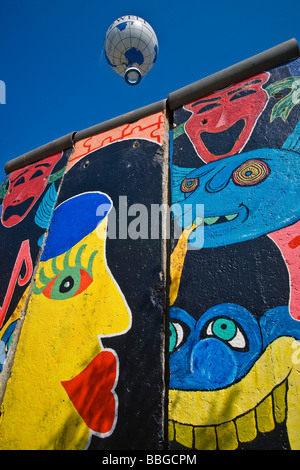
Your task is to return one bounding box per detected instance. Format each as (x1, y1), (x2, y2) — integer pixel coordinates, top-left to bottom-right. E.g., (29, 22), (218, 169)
(0, 111), (169, 449)
(169, 55), (300, 450)
(0, 39), (299, 450)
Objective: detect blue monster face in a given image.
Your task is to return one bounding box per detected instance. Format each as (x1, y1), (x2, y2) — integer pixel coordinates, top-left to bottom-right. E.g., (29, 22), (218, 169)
(169, 303), (300, 392)
(168, 302), (300, 450)
(169, 304), (263, 390)
(172, 121), (300, 248)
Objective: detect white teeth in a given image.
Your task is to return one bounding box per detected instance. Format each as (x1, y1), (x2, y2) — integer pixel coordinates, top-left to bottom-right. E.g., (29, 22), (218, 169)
(225, 213), (238, 221)
(204, 216), (219, 225)
(183, 213), (238, 230)
(203, 213), (239, 225)
(194, 217), (203, 226)
(184, 218), (203, 229)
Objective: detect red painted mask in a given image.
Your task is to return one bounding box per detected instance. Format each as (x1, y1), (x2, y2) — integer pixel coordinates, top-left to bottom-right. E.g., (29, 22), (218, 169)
(2, 152), (62, 227)
(184, 73), (269, 163)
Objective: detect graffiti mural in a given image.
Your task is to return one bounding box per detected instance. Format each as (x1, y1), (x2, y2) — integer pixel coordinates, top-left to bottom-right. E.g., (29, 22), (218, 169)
(0, 111), (167, 449)
(0, 47), (299, 451)
(0, 150), (70, 370)
(183, 73), (269, 163)
(169, 57), (300, 450)
(0, 192), (132, 449)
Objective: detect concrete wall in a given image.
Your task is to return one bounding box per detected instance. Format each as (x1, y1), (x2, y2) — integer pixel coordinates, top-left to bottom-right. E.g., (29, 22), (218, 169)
(0, 48), (299, 450)
(169, 57), (300, 450)
(0, 111), (169, 450)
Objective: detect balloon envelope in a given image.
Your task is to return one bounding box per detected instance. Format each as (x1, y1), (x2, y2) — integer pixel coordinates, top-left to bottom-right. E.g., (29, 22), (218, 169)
(104, 15), (158, 85)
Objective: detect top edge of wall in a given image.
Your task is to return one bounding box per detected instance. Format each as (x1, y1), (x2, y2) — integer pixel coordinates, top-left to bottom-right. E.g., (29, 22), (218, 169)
(4, 100), (167, 174)
(4, 38), (299, 175)
(74, 99), (167, 142)
(167, 38), (299, 110)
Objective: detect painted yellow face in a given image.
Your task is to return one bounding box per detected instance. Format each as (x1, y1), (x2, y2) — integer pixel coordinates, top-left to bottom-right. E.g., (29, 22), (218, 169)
(0, 217), (131, 449)
(31, 218), (131, 373)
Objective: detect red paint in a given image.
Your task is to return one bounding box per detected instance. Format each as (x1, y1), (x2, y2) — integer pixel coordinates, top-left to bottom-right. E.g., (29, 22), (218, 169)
(288, 235), (300, 249)
(2, 152), (62, 227)
(184, 73), (269, 163)
(269, 220), (300, 320)
(61, 350), (118, 434)
(0, 239), (33, 327)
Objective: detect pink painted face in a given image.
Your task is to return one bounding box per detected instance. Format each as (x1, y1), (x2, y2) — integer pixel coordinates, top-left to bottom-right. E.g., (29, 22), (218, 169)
(2, 152), (62, 227)
(184, 73), (269, 163)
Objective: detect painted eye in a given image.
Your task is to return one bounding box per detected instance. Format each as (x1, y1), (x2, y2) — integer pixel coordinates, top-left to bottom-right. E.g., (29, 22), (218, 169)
(203, 317), (248, 351)
(196, 103), (221, 113)
(29, 169), (44, 180)
(180, 178), (199, 193)
(233, 159), (270, 186)
(229, 89), (256, 101)
(42, 268), (93, 300)
(169, 320), (190, 353)
(34, 246), (98, 301)
(13, 176), (25, 187)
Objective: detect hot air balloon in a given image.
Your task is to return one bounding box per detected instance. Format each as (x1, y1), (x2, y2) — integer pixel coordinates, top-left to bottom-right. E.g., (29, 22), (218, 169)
(104, 15), (158, 85)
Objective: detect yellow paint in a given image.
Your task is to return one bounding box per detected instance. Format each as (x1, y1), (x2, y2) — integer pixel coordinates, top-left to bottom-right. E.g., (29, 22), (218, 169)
(216, 421), (238, 450)
(256, 395), (275, 433)
(174, 422), (193, 448)
(169, 336), (300, 449)
(235, 409), (257, 443)
(168, 420), (175, 442)
(273, 381), (287, 424)
(0, 217), (131, 449)
(194, 426), (216, 450)
(169, 224), (196, 306)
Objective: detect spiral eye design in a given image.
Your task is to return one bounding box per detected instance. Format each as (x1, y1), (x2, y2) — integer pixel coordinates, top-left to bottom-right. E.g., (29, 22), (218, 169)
(180, 177), (199, 193)
(233, 160), (270, 186)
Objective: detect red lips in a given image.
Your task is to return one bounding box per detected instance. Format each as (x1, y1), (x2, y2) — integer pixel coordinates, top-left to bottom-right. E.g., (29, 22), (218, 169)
(61, 350), (118, 435)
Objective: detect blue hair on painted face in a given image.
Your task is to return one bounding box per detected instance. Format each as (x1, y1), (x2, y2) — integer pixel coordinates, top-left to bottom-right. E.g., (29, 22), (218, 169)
(41, 192), (112, 261)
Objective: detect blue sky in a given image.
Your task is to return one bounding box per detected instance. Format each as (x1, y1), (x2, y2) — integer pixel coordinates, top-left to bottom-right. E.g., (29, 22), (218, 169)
(0, 0), (299, 181)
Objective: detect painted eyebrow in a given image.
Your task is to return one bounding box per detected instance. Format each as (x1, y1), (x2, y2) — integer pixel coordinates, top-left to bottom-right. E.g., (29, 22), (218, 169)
(227, 79), (262, 96)
(10, 169), (28, 183)
(191, 96), (222, 107)
(34, 163), (51, 168)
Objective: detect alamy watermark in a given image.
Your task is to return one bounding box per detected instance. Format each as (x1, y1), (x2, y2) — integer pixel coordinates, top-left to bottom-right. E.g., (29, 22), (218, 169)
(0, 80), (6, 104)
(96, 196), (204, 250)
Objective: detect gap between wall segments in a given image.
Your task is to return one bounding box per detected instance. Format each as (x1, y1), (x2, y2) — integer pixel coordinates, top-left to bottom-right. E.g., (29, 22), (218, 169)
(162, 123), (173, 450)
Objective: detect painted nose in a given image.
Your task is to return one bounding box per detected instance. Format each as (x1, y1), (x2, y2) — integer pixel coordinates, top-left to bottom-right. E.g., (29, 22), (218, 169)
(215, 109), (229, 129)
(205, 165), (233, 193)
(191, 338), (238, 389)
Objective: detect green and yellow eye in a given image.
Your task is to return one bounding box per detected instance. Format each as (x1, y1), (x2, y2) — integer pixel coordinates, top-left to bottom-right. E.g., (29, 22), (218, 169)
(180, 177), (199, 193)
(42, 268), (93, 300)
(33, 244), (98, 301)
(233, 160), (270, 186)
